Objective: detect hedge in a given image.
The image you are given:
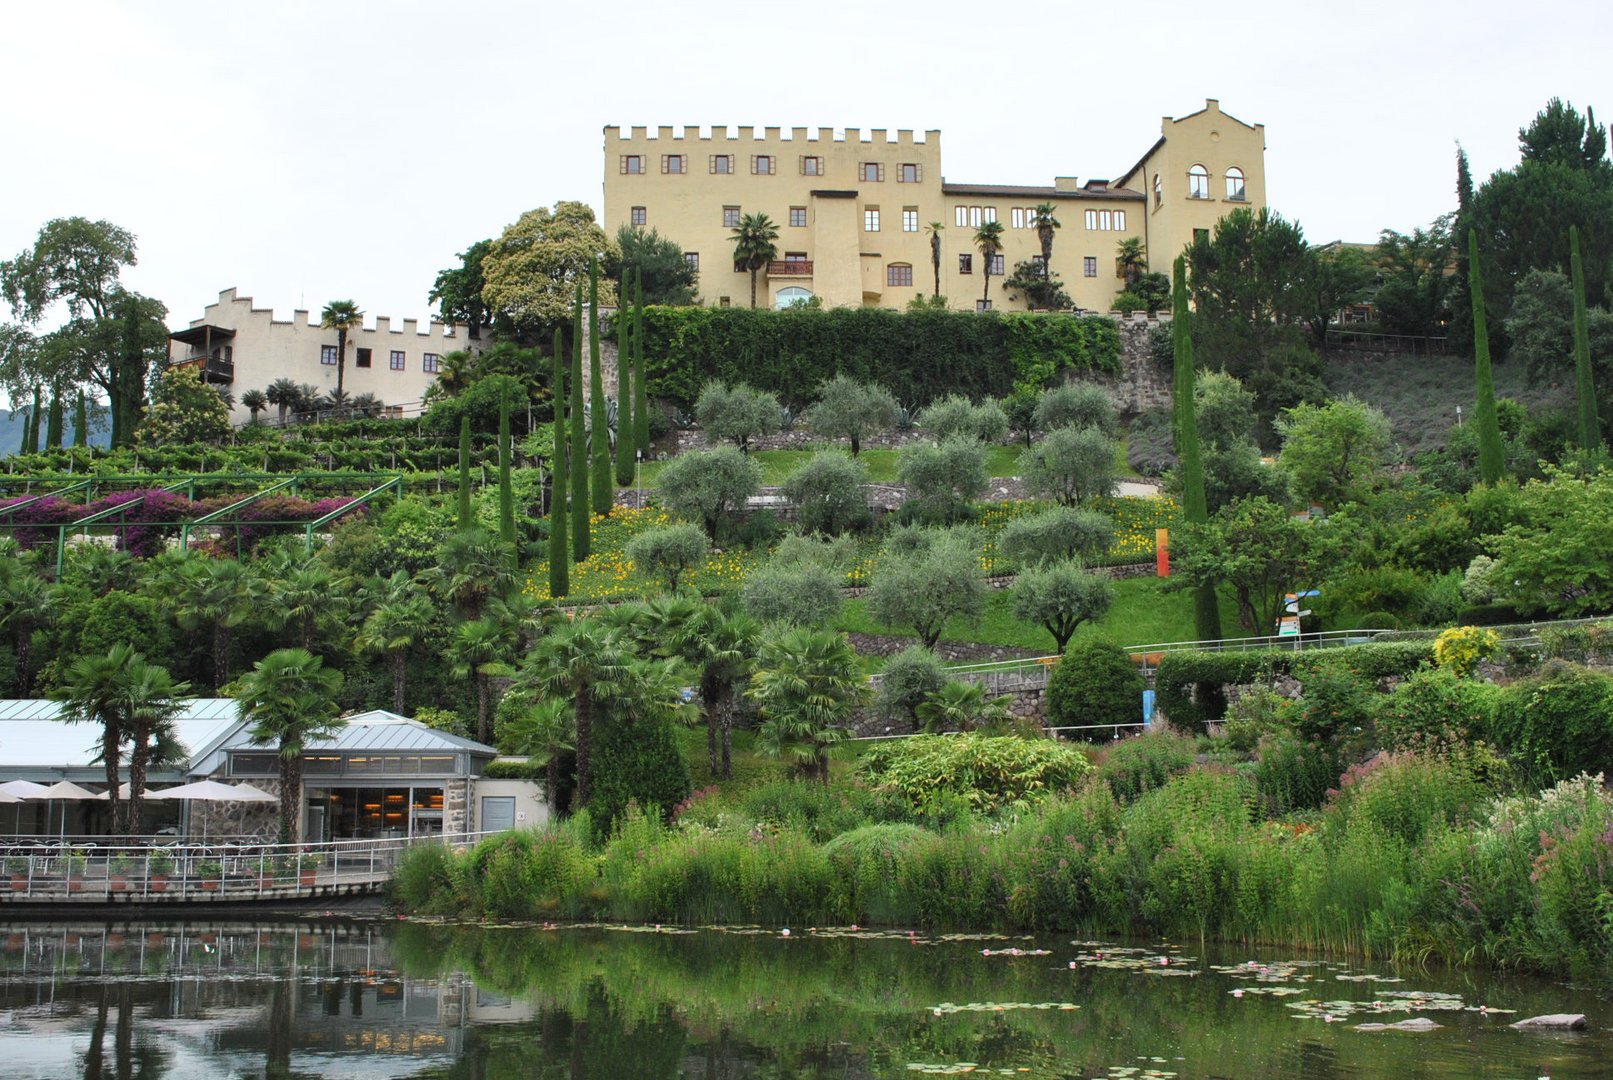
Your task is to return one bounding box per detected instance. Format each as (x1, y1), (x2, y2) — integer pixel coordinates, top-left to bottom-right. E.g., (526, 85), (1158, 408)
(635, 307), (1121, 409)
(1154, 641), (1434, 727)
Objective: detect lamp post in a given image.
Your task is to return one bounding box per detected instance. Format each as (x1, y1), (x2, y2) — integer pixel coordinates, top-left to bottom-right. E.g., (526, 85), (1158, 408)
(635, 449), (643, 509)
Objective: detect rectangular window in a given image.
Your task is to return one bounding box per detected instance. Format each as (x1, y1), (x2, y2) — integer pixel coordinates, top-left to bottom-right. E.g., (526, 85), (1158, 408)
(480, 796), (516, 833)
(723, 206), (741, 228)
(955, 206), (968, 227)
(976, 299), (993, 312)
(983, 207), (997, 224)
(711, 154), (733, 174)
(752, 154), (775, 175)
(685, 252), (700, 272)
(320, 345), (338, 366)
(390, 350), (406, 371)
(864, 208), (880, 232)
(958, 253), (972, 274)
(662, 154), (685, 174)
(887, 264), (913, 287)
(1012, 207), (1025, 229)
(1101, 210), (1113, 230)
(789, 206), (807, 227)
(630, 206), (647, 226)
(988, 254), (1004, 275)
(355, 347), (372, 368)
(622, 154), (645, 174)
(784, 251), (809, 267)
(1083, 257), (1098, 277)
(802, 155), (823, 176)
(1115, 210), (1126, 230)
(902, 208), (918, 232)
(899, 163), (919, 183)
(1084, 209), (1097, 230)
(969, 206), (981, 227)
(860, 162), (883, 182)
(1027, 206), (1041, 228)
(423, 352), (441, 373)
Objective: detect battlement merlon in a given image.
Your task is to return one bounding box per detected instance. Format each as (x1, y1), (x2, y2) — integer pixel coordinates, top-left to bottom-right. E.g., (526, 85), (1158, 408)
(604, 125), (940, 148)
(188, 288), (472, 341)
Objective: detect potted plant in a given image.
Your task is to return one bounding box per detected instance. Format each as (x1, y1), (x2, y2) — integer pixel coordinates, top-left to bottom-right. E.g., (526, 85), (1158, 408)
(65, 849), (87, 894)
(196, 859), (223, 892)
(147, 851), (174, 893)
(109, 854), (133, 893)
(297, 853), (322, 887)
(5, 856), (29, 891)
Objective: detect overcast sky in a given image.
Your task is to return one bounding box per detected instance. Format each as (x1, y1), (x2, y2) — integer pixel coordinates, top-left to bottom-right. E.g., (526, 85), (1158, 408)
(2, 0), (1607, 335)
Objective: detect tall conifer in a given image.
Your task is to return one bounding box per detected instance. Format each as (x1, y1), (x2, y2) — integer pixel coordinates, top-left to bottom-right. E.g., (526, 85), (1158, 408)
(633, 274), (650, 457)
(45, 395), (63, 449)
(25, 389), (41, 454)
(497, 397), (516, 566)
(1468, 230), (1505, 485)
(72, 391), (87, 448)
(569, 284), (591, 562)
(615, 270), (636, 487)
(549, 329), (569, 598)
(456, 415), (473, 530)
(588, 258), (613, 516)
(1173, 256), (1221, 642)
(1570, 225), (1601, 453)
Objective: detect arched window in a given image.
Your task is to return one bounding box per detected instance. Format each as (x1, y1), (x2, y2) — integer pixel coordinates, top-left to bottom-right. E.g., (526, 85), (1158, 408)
(775, 286), (814, 310)
(1152, 173), (1162, 207)
(1188, 164), (1209, 200)
(1225, 166), (1246, 201)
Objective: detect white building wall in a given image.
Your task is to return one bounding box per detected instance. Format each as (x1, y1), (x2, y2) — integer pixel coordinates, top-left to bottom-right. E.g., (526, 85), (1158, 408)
(170, 288), (475, 424)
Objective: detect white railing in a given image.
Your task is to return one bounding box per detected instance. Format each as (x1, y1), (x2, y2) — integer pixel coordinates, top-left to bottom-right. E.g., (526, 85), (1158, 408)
(0, 831), (497, 902)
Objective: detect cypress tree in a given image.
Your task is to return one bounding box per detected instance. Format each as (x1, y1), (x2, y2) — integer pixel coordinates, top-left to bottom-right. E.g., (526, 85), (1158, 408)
(588, 257), (613, 516)
(569, 283), (591, 562)
(633, 273), (650, 457)
(1172, 256), (1221, 642)
(498, 397), (516, 567)
(549, 329), (569, 598)
(45, 395), (63, 449)
(456, 415), (473, 530)
(615, 270), (636, 487)
(1570, 225), (1601, 454)
(25, 389), (41, 454)
(72, 391), (87, 448)
(1468, 229), (1505, 485)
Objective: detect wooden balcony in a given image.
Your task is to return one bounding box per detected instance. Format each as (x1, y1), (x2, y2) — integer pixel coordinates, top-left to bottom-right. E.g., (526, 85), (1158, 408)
(768, 260), (813, 277)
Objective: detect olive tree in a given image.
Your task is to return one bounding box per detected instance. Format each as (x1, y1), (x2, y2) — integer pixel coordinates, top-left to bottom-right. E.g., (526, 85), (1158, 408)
(781, 451), (870, 535)
(1010, 560), (1113, 652)
(997, 506), (1114, 566)
(866, 528), (986, 648)
(897, 437), (988, 524)
(624, 522), (710, 591)
(873, 645), (948, 730)
(808, 374), (899, 456)
(1021, 426), (1117, 506)
(1033, 382), (1115, 434)
(740, 562), (843, 629)
(656, 446), (762, 540)
(695, 380), (781, 452)
(921, 395), (1009, 443)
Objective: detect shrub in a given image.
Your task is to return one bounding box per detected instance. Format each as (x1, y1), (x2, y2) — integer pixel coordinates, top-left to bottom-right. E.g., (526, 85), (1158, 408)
(873, 646), (949, 730)
(1432, 625), (1501, 677)
(807, 375), (899, 456)
(1493, 661), (1613, 785)
(858, 733), (1091, 814)
(780, 451), (871, 536)
(1373, 666), (1499, 753)
(1329, 566), (1427, 622)
(694, 381), (780, 451)
(921, 395), (1009, 443)
(1046, 640), (1144, 730)
(588, 711), (693, 842)
(624, 522), (710, 591)
(1354, 611), (1401, 630)
(1033, 382), (1116, 435)
(1098, 730), (1196, 803)
(740, 561), (842, 629)
(996, 506), (1113, 567)
(1292, 665), (1373, 743)
(823, 823), (934, 924)
(655, 446), (762, 540)
(390, 841), (462, 913)
(1021, 426), (1117, 507)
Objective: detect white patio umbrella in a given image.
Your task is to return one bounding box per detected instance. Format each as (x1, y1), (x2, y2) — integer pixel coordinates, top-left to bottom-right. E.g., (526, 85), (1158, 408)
(24, 781), (99, 841)
(146, 780), (277, 839)
(0, 781), (47, 834)
(0, 790), (20, 804)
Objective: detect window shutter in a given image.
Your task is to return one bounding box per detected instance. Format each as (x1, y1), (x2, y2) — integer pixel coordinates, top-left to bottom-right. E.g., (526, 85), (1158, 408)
(661, 155), (669, 174)
(619, 155), (627, 174)
(751, 155), (758, 175)
(709, 155), (716, 174)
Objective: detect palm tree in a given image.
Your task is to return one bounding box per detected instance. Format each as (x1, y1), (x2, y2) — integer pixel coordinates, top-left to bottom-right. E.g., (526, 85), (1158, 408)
(171, 556), (260, 689)
(974, 220), (1006, 308)
(422, 527), (517, 620)
(730, 212), (780, 309)
(265, 378), (300, 426)
(0, 563), (54, 695)
(498, 693), (574, 810)
(1116, 237), (1148, 286)
(319, 300), (364, 399)
(233, 647), (344, 844)
(267, 560), (349, 652)
(648, 600), (756, 778)
(54, 644), (137, 834)
(446, 617), (518, 745)
(63, 544), (137, 597)
(240, 389), (268, 424)
(353, 572), (437, 713)
(120, 657), (188, 836)
(523, 619), (634, 807)
(916, 680), (1012, 734)
(925, 221), (945, 299)
(747, 627), (867, 784)
(1032, 204), (1062, 276)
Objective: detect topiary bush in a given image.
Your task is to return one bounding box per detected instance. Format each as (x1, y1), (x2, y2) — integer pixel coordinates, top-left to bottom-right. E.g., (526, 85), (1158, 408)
(587, 712), (692, 842)
(1047, 640), (1145, 731)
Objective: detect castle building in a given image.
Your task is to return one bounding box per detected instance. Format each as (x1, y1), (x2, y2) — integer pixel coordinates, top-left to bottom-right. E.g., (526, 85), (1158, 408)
(168, 288), (471, 424)
(602, 100), (1265, 312)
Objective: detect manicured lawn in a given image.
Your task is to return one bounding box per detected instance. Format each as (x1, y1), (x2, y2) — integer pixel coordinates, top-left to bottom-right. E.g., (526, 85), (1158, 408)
(640, 445), (1025, 486)
(835, 574), (1218, 655)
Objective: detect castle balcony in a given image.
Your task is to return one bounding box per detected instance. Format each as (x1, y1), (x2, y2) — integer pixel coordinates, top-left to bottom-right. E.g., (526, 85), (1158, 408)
(167, 325), (236, 385)
(767, 260), (813, 278)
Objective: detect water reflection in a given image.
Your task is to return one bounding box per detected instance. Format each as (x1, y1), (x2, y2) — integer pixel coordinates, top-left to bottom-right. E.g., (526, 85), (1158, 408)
(0, 920), (1606, 1079)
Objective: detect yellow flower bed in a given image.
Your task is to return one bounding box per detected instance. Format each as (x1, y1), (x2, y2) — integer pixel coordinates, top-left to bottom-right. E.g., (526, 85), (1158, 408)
(977, 496), (1180, 574)
(525, 505), (767, 604)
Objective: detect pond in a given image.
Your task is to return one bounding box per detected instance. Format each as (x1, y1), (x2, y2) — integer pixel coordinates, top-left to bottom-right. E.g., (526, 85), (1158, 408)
(0, 918), (1606, 1078)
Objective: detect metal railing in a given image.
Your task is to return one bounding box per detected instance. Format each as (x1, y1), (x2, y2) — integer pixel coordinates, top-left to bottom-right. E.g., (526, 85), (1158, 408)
(0, 831), (497, 902)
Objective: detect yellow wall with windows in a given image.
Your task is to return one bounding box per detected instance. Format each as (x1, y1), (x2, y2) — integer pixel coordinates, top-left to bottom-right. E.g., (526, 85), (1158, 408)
(602, 102), (1265, 312)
